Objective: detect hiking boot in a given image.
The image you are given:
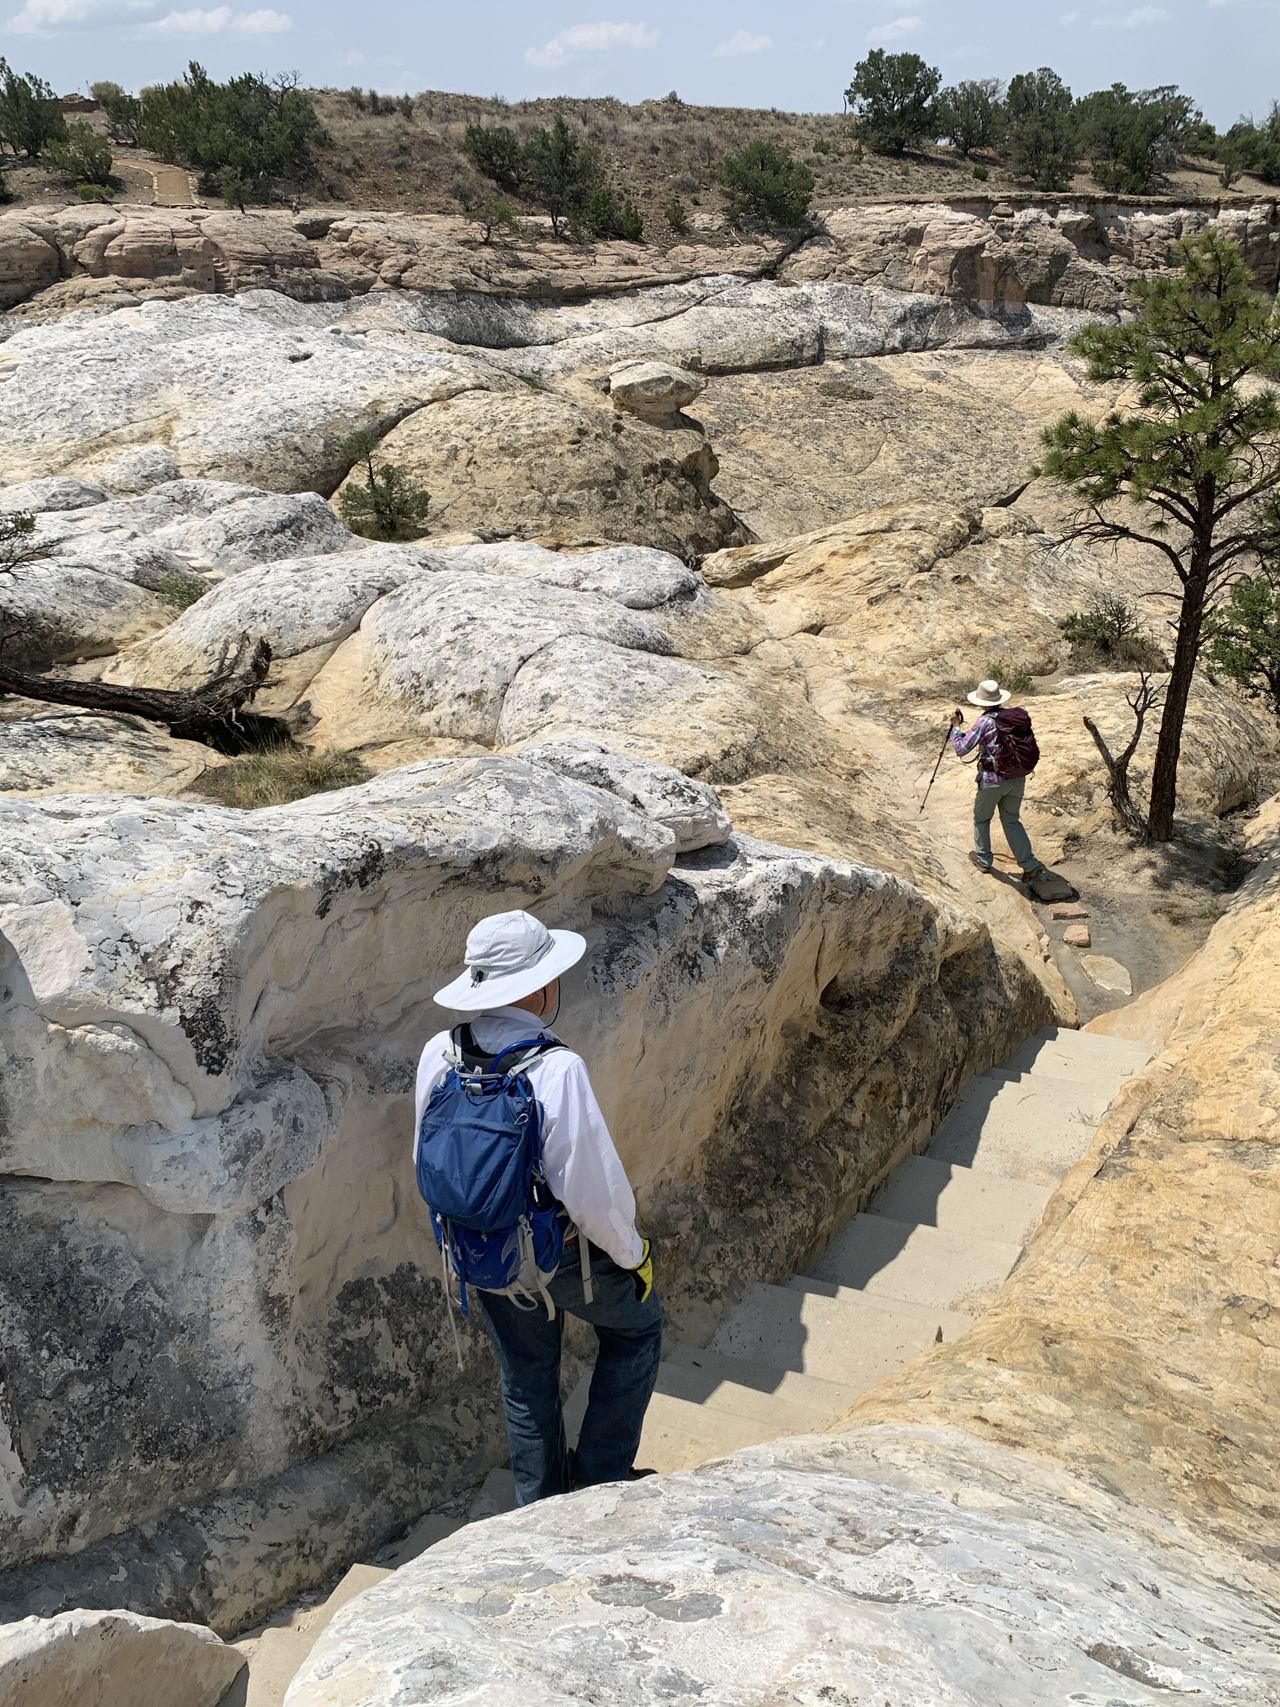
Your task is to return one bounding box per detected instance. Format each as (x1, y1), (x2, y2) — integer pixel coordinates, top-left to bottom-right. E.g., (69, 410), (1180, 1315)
(1019, 865), (1048, 884)
(967, 852), (994, 874)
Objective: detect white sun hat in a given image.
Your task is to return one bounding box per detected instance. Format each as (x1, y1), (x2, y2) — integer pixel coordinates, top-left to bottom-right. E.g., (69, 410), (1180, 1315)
(433, 909), (587, 1012)
(967, 678), (1012, 707)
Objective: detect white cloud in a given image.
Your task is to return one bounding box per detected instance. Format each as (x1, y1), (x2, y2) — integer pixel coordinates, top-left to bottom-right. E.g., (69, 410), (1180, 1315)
(139, 3), (290, 32)
(5, 0), (152, 34)
(867, 14), (922, 40)
(1094, 2), (1169, 19)
(1059, 8), (1080, 19)
(524, 19), (658, 69)
(714, 27), (771, 55)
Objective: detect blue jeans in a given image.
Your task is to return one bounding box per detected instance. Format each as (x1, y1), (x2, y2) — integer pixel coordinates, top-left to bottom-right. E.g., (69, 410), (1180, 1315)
(475, 1244), (663, 1505)
(973, 776), (1039, 872)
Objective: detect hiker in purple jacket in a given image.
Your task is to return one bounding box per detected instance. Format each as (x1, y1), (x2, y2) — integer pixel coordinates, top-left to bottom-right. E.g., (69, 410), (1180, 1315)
(950, 679), (1048, 882)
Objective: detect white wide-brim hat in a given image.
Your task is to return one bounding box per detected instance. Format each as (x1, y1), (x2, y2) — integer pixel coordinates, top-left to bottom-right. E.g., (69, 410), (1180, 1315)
(967, 678), (1012, 707)
(433, 908), (587, 1012)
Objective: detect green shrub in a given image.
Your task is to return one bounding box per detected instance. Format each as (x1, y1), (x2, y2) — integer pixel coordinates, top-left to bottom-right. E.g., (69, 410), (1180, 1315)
(337, 430), (430, 540)
(713, 139), (814, 226)
(44, 121), (114, 187)
(1076, 83), (1201, 194)
(195, 744), (369, 810)
(1215, 106), (1280, 186)
(0, 58), (67, 159)
(574, 184), (641, 241)
(155, 572), (207, 609)
(461, 123), (523, 194)
(664, 198), (688, 234)
(521, 114), (604, 238)
(813, 135), (832, 154)
(1204, 572), (1280, 719)
(102, 91), (141, 145)
(987, 661), (1036, 694)
(936, 78), (1004, 158)
(89, 80), (125, 103)
(464, 200), (517, 242)
(972, 163), (989, 181)
(1005, 67), (1079, 190)
(845, 49), (941, 155)
(1061, 598), (1165, 670)
(131, 62), (328, 207)
(77, 181), (113, 202)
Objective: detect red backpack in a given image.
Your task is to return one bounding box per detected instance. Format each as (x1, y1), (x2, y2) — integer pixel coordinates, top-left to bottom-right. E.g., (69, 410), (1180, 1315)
(986, 707), (1040, 780)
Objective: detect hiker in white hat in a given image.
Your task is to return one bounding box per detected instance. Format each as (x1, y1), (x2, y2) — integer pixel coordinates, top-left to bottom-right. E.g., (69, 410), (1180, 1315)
(948, 679), (1048, 882)
(413, 909), (660, 1505)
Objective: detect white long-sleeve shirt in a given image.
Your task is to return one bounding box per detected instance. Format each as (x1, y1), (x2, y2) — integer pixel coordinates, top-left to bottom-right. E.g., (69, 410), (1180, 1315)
(412, 1005), (643, 1270)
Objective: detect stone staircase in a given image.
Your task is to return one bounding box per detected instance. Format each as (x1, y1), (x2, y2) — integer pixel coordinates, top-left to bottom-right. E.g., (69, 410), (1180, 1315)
(567, 1023), (1153, 1471)
(234, 1024), (1153, 1704)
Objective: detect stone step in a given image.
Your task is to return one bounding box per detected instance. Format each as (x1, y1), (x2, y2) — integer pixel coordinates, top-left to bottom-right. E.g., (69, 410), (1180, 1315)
(802, 1213), (1022, 1314)
(868, 1155), (1053, 1247)
(563, 1355), (841, 1464)
(926, 1070), (1115, 1186)
(1001, 1025), (1153, 1087)
(710, 1280), (973, 1387)
(663, 1342), (865, 1418)
(635, 1389), (802, 1473)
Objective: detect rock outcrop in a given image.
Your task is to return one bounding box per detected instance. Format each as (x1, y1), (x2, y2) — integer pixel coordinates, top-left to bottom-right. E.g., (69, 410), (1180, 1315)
(286, 1428), (1280, 1706)
(840, 803), (1280, 1582)
(0, 1606), (245, 1707)
(0, 754), (1050, 1630)
(787, 198), (1280, 307)
(4, 200), (1275, 326)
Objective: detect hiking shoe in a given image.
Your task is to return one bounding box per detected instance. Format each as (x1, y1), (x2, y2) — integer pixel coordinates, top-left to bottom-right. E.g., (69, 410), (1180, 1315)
(967, 853), (994, 874)
(1019, 865), (1048, 884)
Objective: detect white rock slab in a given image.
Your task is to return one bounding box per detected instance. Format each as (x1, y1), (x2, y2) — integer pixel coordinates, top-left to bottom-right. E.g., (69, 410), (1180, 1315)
(0, 1606), (245, 1707)
(1082, 953), (1133, 995)
(286, 1426), (1280, 1707)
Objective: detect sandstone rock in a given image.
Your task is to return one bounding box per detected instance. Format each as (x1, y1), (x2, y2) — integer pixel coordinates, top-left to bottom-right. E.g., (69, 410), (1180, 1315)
(0, 209), (61, 309)
(1083, 955), (1131, 994)
(332, 384), (747, 558)
(0, 475), (109, 513)
(784, 199), (1280, 308)
(0, 557), (169, 666)
(0, 709), (226, 799)
(1050, 902), (1087, 919)
(97, 446), (180, 494)
(847, 811), (1280, 1586)
(0, 757), (1050, 1630)
(287, 1428), (1280, 1707)
(0, 295), (511, 492)
(102, 542), (436, 703)
(695, 346), (1132, 540)
(0, 1607), (245, 1707)
(1062, 922), (1091, 947)
(520, 739), (731, 852)
(608, 358), (706, 421)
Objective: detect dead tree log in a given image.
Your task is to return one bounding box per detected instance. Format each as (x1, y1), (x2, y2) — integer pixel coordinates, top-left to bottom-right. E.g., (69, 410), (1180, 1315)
(0, 633), (273, 743)
(1082, 670), (1165, 842)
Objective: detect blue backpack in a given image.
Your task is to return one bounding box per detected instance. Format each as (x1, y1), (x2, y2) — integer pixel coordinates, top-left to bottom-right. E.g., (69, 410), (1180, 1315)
(415, 1025), (591, 1363)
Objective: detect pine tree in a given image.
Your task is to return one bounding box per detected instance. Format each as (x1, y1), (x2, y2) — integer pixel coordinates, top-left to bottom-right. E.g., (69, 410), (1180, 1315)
(1036, 230), (1280, 841)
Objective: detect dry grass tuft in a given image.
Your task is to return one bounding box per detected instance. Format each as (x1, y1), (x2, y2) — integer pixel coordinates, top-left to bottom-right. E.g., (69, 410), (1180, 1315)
(194, 745), (369, 809)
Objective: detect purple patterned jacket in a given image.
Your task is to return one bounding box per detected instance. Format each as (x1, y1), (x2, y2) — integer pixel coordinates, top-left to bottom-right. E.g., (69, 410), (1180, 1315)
(950, 714), (1001, 787)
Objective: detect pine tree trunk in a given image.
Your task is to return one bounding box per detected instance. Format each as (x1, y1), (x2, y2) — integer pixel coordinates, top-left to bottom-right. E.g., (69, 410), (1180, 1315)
(0, 633), (271, 743)
(1147, 571), (1210, 843)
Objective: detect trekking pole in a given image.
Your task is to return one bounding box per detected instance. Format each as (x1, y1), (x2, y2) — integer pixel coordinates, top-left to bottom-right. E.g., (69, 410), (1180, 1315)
(919, 712), (961, 814)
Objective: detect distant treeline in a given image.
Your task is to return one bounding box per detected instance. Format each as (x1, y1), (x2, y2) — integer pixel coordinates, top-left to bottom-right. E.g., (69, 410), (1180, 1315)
(846, 49), (1276, 192)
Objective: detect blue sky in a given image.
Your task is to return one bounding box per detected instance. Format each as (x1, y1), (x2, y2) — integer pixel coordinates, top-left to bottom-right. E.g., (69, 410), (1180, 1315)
(2, 0), (1275, 131)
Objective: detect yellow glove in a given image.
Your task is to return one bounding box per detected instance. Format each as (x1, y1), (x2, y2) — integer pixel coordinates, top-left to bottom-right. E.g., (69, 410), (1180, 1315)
(629, 1238), (653, 1303)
